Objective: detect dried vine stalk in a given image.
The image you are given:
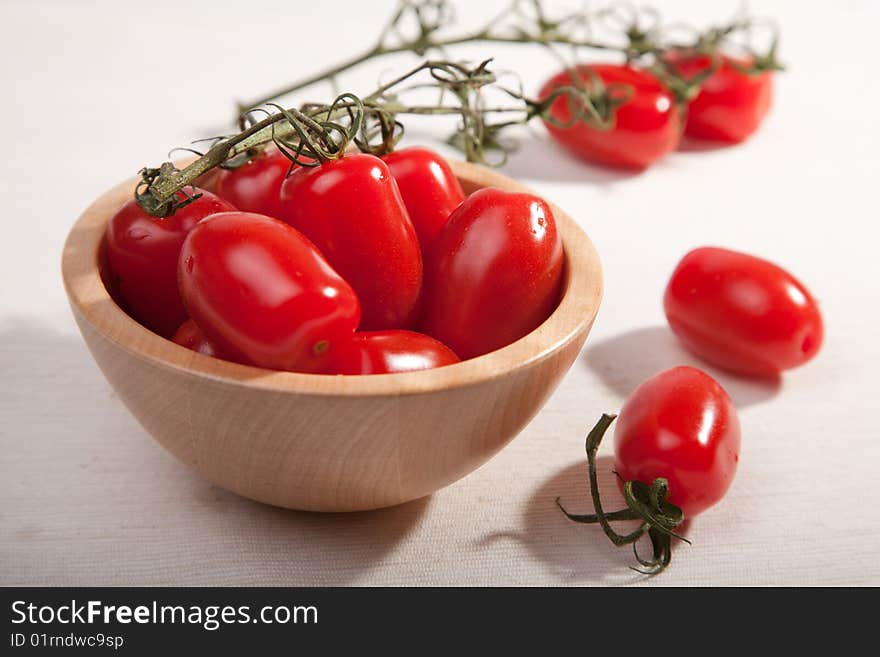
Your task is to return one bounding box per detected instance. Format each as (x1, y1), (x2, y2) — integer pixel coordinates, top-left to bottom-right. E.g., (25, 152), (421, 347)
(238, 0), (782, 111)
(136, 59), (609, 216)
(137, 1), (782, 216)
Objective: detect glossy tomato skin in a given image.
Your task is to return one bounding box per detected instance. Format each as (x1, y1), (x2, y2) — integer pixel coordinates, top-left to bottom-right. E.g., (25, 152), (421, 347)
(664, 247), (824, 377)
(320, 330), (460, 375)
(670, 53), (772, 143)
(615, 366), (741, 518)
(419, 187), (564, 359)
(105, 189), (235, 338)
(178, 212), (360, 373)
(383, 147), (465, 247)
(171, 318), (242, 363)
(279, 153), (422, 330)
(539, 64), (681, 169)
(214, 147), (295, 220)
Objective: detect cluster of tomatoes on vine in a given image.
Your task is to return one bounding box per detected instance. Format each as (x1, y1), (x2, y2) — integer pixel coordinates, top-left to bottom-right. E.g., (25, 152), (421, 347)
(105, 144), (564, 376)
(539, 48), (777, 169)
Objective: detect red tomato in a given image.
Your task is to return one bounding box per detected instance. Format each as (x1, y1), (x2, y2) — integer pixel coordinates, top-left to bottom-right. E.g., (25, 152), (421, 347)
(615, 366), (740, 518)
(320, 330), (459, 375)
(178, 211), (360, 372)
(214, 147), (298, 219)
(669, 52), (772, 143)
(419, 187), (564, 359)
(105, 189), (235, 337)
(171, 318), (238, 362)
(664, 247), (824, 377)
(383, 147), (465, 247)
(279, 153), (422, 330)
(539, 64), (681, 169)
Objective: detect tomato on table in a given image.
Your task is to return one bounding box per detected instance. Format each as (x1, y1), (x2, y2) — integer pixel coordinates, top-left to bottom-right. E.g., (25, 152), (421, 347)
(614, 366), (741, 518)
(320, 330), (459, 375)
(664, 247), (824, 377)
(279, 153), (422, 330)
(105, 189), (235, 337)
(383, 147), (465, 247)
(557, 366), (740, 573)
(539, 64), (682, 169)
(667, 52), (773, 143)
(177, 211), (360, 373)
(419, 187), (564, 359)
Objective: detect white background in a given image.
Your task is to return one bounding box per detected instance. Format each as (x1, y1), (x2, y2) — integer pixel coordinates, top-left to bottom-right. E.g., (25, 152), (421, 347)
(2, 0), (878, 585)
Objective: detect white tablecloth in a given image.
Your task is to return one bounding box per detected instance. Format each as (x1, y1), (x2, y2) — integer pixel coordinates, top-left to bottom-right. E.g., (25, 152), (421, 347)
(2, 0), (878, 586)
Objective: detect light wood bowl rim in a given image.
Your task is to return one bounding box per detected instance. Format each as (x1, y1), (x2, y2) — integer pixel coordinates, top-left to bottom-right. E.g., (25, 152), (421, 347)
(62, 158), (602, 397)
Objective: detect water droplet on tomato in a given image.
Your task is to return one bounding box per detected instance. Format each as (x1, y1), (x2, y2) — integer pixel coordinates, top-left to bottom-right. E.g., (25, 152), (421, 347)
(801, 333), (815, 354)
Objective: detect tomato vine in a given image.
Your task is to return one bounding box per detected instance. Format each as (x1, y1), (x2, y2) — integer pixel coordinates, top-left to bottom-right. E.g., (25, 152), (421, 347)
(136, 1), (781, 218)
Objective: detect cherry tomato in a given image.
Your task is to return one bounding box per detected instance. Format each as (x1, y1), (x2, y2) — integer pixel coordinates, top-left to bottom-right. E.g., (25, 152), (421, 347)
(178, 211), (360, 372)
(668, 52), (772, 143)
(171, 318), (242, 363)
(419, 187), (564, 359)
(539, 64), (681, 169)
(105, 189), (235, 337)
(320, 330), (459, 375)
(615, 366), (740, 518)
(279, 153), (422, 330)
(664, 247), (824, 377)
(214, 147), (298, 219)
(383, 147), (465, 247)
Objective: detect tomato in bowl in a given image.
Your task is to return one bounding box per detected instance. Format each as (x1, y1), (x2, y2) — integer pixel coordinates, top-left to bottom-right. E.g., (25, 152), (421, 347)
(62, 159), (603, 511)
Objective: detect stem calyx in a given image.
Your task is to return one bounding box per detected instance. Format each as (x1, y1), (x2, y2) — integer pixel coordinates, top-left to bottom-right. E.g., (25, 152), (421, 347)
(556, 413), (689, 576)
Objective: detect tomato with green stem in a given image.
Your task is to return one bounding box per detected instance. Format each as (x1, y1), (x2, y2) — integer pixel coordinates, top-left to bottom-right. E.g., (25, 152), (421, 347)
(177, 211), (360, 373)
(105, 189), (235, 338)
(667, 52), (773, 143)
(539, 64), (682, 170)
(613, 366), (740, 519)
(557, 366), (741, 574)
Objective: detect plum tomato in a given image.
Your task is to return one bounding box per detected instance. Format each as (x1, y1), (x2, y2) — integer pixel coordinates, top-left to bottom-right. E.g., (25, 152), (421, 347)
(556, 367), (740, 573)
(105, 189), (235, 337)
(279, 153), (422, 330)
(668, 52), (773, 143)
(319, 330), (460, 375)
(419, 187), (564, 359)
(664, 247), (824, 377)
(383, 147), (465, 247)
(615, 366), (741, 518)
(214, 147), (299, 219)
(171, 318), (241, 362)
(177, 211), (360, 373)
(539, 64), (681, 169)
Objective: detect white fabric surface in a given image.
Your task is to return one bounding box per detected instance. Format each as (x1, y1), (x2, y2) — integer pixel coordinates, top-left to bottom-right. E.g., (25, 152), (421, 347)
(1, 0), (878, 586)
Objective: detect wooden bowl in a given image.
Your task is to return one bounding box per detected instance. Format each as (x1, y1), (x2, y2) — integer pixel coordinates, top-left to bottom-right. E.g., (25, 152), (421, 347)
(62, 159), (602, 511)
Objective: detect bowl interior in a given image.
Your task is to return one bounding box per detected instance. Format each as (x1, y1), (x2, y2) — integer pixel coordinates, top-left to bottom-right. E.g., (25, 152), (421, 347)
(64, 158), (603, 397)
